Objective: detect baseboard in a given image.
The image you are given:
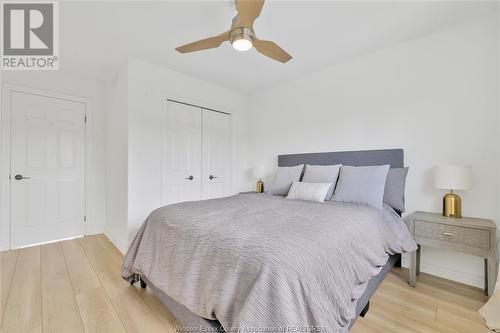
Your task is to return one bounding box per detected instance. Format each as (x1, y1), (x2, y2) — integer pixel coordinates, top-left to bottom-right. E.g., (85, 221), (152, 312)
(104, 229), (128, 255)
(402, 258), (483, 288)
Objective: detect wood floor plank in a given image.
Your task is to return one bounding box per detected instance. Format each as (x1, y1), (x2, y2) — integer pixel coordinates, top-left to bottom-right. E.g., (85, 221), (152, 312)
(0, 236), (490, 333)
(0, 246), (42, 333)
(93, 234), (177, 333)
(351, 317), (393, 333)
(370, 296), (458, 333)
(382, 271), (484, 323)
(76, 287), (127, 333)
(358, 309), (422, 333)
(79, 236), (168, 333)
(372, 289), (437, 322)
(435, 308), (491, 333)
(134, 285), (178, 333)
(0, 250), (18, 327)
(389, 268), (487, 307)
(77, 237), (128, 297)
(95, 234), (123, 266)
(40, 242), (85, 333)
(410, 277), (485, 310)
(61, 238), (101, 295)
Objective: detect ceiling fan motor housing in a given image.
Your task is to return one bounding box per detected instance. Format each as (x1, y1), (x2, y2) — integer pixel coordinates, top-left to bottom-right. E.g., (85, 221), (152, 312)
(176, 0), (292, 63)
(230, 27), (255, 45)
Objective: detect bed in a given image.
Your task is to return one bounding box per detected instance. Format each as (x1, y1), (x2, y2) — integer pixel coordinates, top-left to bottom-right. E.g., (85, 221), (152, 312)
(122, 149), (417, 332)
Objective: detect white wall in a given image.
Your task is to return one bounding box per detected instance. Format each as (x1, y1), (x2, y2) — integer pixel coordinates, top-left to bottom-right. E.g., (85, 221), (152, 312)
(105, 65), (129, 253)
(126, 57), (251, 245)
(103, 57), (252, 252)
(248, 15), (499, 287)
(1, 11), (496, 291)
(497, 6), (500, 259)
(0, 70), (107, 250)
(0, 71), (3, 249)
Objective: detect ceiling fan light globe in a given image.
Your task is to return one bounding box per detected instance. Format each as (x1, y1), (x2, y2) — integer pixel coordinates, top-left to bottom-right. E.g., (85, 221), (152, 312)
(232, 38), (253, 52)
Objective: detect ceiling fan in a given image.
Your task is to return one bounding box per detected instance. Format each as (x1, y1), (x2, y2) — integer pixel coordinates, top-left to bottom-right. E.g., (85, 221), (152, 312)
(175, 0), (292, 63)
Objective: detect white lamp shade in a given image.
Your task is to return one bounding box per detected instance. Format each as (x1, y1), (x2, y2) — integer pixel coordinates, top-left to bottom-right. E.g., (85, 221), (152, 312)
(433, 165), (472, 190)
(252, 165), (264, 179)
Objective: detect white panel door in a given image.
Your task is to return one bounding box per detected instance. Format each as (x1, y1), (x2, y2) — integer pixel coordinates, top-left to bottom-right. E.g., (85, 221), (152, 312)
(162, 101), (202, 205)
(202, 110), (231, 200)
(11, 92), (85, 248)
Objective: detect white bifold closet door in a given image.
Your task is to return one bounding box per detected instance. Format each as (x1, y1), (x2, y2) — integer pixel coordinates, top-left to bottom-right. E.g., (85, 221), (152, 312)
(202, 110), (231, 200)
(163, 101), (202, 205)
(162, 101), (230, 205)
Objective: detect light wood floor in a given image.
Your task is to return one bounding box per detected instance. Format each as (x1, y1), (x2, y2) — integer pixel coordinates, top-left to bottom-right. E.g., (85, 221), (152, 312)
(0, 234), (490, 333)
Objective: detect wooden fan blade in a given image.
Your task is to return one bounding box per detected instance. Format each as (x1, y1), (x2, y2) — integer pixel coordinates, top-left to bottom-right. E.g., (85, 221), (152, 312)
(235, 0), (265, 27)
(253, 39), (292, 63)
(176, 31), (230, 53)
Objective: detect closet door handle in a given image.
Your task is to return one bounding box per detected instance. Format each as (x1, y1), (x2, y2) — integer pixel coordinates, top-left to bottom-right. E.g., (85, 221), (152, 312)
(185, 175), (194, 180)
(209, 175), (218, 180)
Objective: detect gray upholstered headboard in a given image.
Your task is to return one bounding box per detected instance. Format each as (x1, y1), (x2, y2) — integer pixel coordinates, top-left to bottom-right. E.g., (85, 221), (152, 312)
(278, 149), (404, 168)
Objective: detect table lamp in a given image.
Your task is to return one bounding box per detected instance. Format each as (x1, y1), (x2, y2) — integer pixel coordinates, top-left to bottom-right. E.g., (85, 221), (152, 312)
(253, 166), (264, 193)
(433, 165), (472, 218)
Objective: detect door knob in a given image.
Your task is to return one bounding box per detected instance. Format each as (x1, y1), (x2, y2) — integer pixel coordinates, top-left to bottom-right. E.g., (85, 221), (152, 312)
(14, 174), (30, 180)
(209, 175), (218, 180)
(185, 175), (194, 180)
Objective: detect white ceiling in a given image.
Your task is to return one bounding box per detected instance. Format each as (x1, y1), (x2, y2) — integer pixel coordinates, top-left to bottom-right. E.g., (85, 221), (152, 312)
(60, 1), (497, 93)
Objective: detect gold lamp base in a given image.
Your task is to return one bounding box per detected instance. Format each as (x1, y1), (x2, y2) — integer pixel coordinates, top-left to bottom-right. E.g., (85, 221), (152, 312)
(256, 180), (264, 193)
(443, 191), (462, 218)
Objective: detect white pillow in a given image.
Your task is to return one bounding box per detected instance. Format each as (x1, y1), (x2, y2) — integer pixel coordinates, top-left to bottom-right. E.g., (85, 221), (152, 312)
(332, 165), (390, 209)
(286, 182), (333, 203)
(302, 164), (342, 200)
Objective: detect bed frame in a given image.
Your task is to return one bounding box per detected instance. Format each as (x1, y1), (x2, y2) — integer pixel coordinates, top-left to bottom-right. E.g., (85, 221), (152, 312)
(136, 148), (405, 331)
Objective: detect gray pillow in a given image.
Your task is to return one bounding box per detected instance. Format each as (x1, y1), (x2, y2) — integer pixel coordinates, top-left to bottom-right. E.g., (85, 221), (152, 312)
(332, 165), (390, 209)
(267, 165), (304, 196)
(383, 167), (409, 213)
(302, 164), (342, 200)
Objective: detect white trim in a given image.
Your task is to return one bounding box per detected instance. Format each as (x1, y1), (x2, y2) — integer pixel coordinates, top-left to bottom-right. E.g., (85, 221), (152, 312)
(13, 235), (83, 250)
(0, 83), (92, 250)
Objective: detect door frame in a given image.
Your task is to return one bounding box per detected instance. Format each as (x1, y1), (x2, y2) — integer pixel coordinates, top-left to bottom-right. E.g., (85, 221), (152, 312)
(0, 84), (91, 250)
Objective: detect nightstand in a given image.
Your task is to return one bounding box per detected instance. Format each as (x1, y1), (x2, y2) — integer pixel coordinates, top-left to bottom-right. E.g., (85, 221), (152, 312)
(405, 211), (497, 296)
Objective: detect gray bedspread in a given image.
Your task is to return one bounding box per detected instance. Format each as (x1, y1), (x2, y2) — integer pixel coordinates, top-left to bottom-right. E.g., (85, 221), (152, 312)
(122, 194), (417, 332)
